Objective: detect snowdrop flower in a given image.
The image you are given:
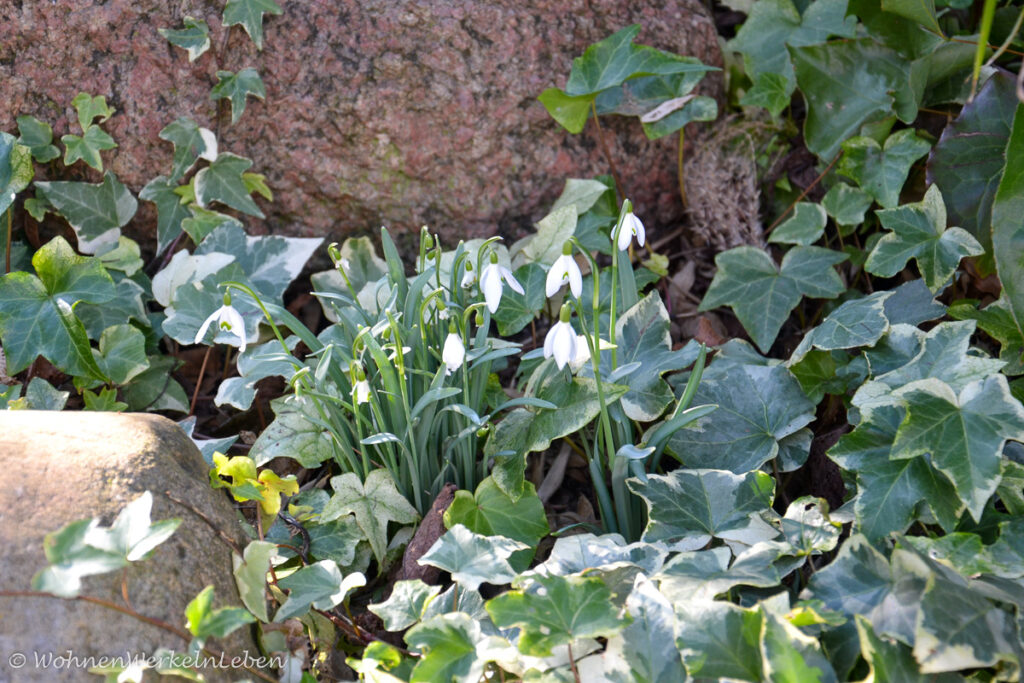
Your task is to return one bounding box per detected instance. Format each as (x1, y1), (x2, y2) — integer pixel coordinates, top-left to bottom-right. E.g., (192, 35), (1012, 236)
(544, 304), (578, 370)
(480, 253), (524, 313)
(194, 293), (246, 352)
(442, 325), (466, 375)
(546, 241), (582, 299)
(461, 261), (476, 288)
(568, 334), (591, 372)
(616, 210), (646, 251)
(353, 378), (371, 405)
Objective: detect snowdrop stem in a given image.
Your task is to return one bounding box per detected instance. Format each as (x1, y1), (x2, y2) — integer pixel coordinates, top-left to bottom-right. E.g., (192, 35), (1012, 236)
(607, 199), (633, 367)
(475, 236), (503, 276)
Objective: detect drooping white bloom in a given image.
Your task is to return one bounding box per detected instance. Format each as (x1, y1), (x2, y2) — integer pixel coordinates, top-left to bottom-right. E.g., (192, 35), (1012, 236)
(442, 332), (466, 375)
(616, 211), (646, 251)
(353, 379), (371, 405)
(568, 334), (591, 372)
(480, 259), (524, 313)
(194, 299), (247, 352)
(461, 261), (476, 289)
(544, 320), (578, 370)
(546, 253), (583, 299)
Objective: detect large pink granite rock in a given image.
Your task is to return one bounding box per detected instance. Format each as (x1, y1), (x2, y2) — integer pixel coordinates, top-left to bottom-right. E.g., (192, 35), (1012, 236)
(0, 0), (722, 245)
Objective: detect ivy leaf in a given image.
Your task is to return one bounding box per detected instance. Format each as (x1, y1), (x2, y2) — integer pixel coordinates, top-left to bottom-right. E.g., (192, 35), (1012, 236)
(32, 492), (180, 598)
(251, 395), (334, 468)
(0, 132), (33, 215)
(728, 0), (857, 95)
(855, 616), (937, 682)
(369, 580), (441, 632)
(194, 153), (264, 217)
(628, 468), (775, 548)
(700, 246), (847, 353)
(195, 223), (322, 301)
(120, 355), (189, 413)
(893, 375), (1024, 521)
(950, 296), (1024, 374)
(564, 24), (713, 97)
(158, 16), (211, 62)
(222, 0), (282, 50)
(140, 176), (191, 255)
(829, 404), (962, 541)
(16, 115), (60, 163)
(215, 337), (300, 410)
(158, 118), (216, 182)
(93, 324), (149, 385)
(666, 362), (816, 473)
(443, 477), (548, 572)
(789, 291), (894, 364)
(927, 71), (1018, 248)
(882, 0), (939, 31)
(760, 607), (838, 682)
(405, 613), (502, 683)
(275, 560), (365, 621)
(232, 540), (279, 622)
(62, 125), (117, 171)
(740, 71), (791, 117)
(321, 470), (419, 565)
(518, 205), (576, 268)
(491, 263), (545, 336)
(418, 525), (525, 591)
(674, 600), (765, 681)
(822, 183), (873, 227)
(608, 294), (701, 421)
(35, 172), (137, 254)
(537, 88), (592, 134)
(790, 40), (916, 160)
(6, 377), (69, 411)
(866, 185), (983, 292)
(71, 93), (115, 132)
(487, 574), (624, 656)
(992, 97), (1024, 382)
(780, 497), (842, 557)
(882, 278), (947, 326)
(0, 237), (115, 378)
(182, 206), (243, 245)
(838, 129), (932, 209)
(767, 202), (827, 246)
(76, 277), (148, 339)
(210, 69), (266, 125)
(184, 585), (256, 650)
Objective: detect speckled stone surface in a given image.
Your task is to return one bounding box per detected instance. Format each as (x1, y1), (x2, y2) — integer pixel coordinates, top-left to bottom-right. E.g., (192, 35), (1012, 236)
(0, 412), (259, 683)
(0, 0), (722, 245)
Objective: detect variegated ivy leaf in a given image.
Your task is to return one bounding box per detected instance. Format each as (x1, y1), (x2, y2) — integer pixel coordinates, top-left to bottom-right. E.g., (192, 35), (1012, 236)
(405, 613), (509, 683)
(92, 324), (149, 385)
(674, 600), (765, 681)
(699, 246), (847, 353)
(666, 361), (816, 473)
(417, 525), (525, 591)
(214, 336), (300, 410)
(158, 16), (211, 62)
(767, 202), (827, 246)
(184, 585), (255, 652)
(321, 470), (419, 565)
(151, 250), (236, 308)
(274, 560), (365, 621)
(866, 185), (983, 292)
(251, 394), (335, 468)
(194, 152), (265, 216)
(605, 575), (686, 683)
(0, 236), (115, 379)
(16, 115), (60, 163)
(311, 235), (389, 322)
(838, 130), (932, 209)
(892, 375), (1024, 521)
(222, 0), (282, 50)
(487, 573), (624, 656)
(789, 290), (894, 364)
(516, 204), (576, 268)
(821, 183), (873, 227)
(0, 132), (34, 215)
(35, 172), (137, 254)
(32, 492), (181, 598)
(62, 125), (117, 171)
(210, 69), (266, 125)
(628, 468), (775, 548)
(950, 295), (1024, 375)
(71, 93), (115, 132)
(158, 117), (216, 182)
(195, 222), (322, 300)
(828, 404), (962, 541)
(369, 579), (441, 632)
(779, 497), (841, 557)
(760, 606), (838, 682)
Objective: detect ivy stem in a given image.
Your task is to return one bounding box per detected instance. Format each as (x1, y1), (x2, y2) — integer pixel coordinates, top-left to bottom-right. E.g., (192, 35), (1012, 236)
(0, 590), (277, 683)
(677, 128), (688, 208)
(567, 641), (581, 683)
(590, 101), (626, 200)
(190, 346), (213, 414)
(765, 150), (843, 236)
(5, 207), (11, 274)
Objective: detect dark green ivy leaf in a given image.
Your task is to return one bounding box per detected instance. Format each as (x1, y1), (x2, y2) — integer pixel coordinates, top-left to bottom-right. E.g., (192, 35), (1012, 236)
(211, 68), (266, 125)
